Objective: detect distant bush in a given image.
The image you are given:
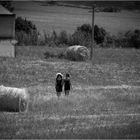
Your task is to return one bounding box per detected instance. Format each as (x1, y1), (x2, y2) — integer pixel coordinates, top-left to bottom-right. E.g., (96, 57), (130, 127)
(94, 25), (106, 44)
(15, 30), (38, 46)
(77, 24), (92, 34)
(102, 29), (140, 48)
(47, 1), (57, 5)
(15, 17), (39, 46)
(15, 17), (37, 34)
(42, 31), (69, 47)
(69, 24), (106, 47)
(58, 31), (69, 45)
(15, 23), (107, 47)
(94, 6), (121, 13)
(102, 34), (116, 48)
(102, 7), (121, 12)
(70, 24), (92, 47)
(0, 1), (14, 12)
(15, 19), (140, 49)
(69, 29), (91, 47)
(124, 30), (140, 49)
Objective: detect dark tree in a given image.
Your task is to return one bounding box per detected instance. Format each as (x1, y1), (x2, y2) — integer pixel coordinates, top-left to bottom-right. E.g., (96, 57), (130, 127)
(0, 1), (14, 12)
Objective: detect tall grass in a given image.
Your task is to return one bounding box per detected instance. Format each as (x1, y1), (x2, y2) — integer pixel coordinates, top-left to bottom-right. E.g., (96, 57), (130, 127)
(15, 31), (38, 46)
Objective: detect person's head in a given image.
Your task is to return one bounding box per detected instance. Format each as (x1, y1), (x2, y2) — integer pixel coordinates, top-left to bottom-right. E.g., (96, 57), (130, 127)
(56, 73), (63, 80)
(66, 73), (70, 79)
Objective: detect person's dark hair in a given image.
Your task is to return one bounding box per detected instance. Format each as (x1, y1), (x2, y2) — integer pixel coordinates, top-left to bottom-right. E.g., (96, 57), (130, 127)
(56, 74), (62, 80)
(66, 73), (70, 77)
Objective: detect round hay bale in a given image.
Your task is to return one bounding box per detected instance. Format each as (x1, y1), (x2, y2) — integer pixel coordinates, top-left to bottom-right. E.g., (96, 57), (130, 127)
(65, 45), (89, 61)
(0, 85), (29, 112)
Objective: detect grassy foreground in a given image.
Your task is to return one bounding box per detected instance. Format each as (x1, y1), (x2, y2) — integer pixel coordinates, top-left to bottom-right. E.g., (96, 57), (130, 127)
(0, 46), (140, 138)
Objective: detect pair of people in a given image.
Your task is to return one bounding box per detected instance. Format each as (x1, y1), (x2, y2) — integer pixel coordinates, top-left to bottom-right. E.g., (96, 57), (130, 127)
(55, 73), (71, 97)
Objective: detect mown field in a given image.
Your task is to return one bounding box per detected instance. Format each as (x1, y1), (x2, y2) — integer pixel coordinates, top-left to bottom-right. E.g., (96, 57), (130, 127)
(0, 46), (140, 138)
(12, 1), (140, 35)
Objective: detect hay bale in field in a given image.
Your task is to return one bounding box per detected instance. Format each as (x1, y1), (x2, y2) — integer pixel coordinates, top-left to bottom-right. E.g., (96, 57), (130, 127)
(0, 85), (29, 112)
(65, 45), (89, 61)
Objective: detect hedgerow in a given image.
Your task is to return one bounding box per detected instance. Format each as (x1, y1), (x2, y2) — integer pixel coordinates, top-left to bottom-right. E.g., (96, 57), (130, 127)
(15, 18), (140, 49)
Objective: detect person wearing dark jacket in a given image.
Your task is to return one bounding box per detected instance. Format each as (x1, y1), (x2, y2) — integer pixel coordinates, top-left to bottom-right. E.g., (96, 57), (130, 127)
(55, 73), (63, 98)
(64, 73), (71, 96)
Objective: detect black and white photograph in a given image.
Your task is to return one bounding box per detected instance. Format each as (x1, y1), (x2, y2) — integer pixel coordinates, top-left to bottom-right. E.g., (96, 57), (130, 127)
(0, 0), (140, 139)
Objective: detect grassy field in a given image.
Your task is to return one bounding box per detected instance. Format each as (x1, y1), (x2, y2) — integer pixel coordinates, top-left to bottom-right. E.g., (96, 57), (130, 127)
(12, 1), (140, 35)
(0, 46), (140, 138)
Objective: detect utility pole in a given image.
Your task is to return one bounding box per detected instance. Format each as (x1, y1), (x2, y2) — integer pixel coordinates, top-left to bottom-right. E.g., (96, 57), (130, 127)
(90, 5), (95, 60)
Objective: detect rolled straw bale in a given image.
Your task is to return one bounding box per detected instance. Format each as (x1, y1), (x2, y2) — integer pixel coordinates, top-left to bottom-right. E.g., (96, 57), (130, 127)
(66, 45), (89, 61)
(0, 85), (29, 112)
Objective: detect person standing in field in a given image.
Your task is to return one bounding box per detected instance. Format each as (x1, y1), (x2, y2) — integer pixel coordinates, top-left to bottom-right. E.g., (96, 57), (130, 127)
(64, 73), (72, 96)
(55, 73), (63, 98)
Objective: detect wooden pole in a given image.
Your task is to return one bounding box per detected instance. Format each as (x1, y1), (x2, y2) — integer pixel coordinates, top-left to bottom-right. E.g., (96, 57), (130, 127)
(90, 5), (95, 60)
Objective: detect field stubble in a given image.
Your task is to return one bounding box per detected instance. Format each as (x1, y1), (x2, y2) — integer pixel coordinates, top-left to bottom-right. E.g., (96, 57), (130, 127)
(0, 46), (140, 138)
